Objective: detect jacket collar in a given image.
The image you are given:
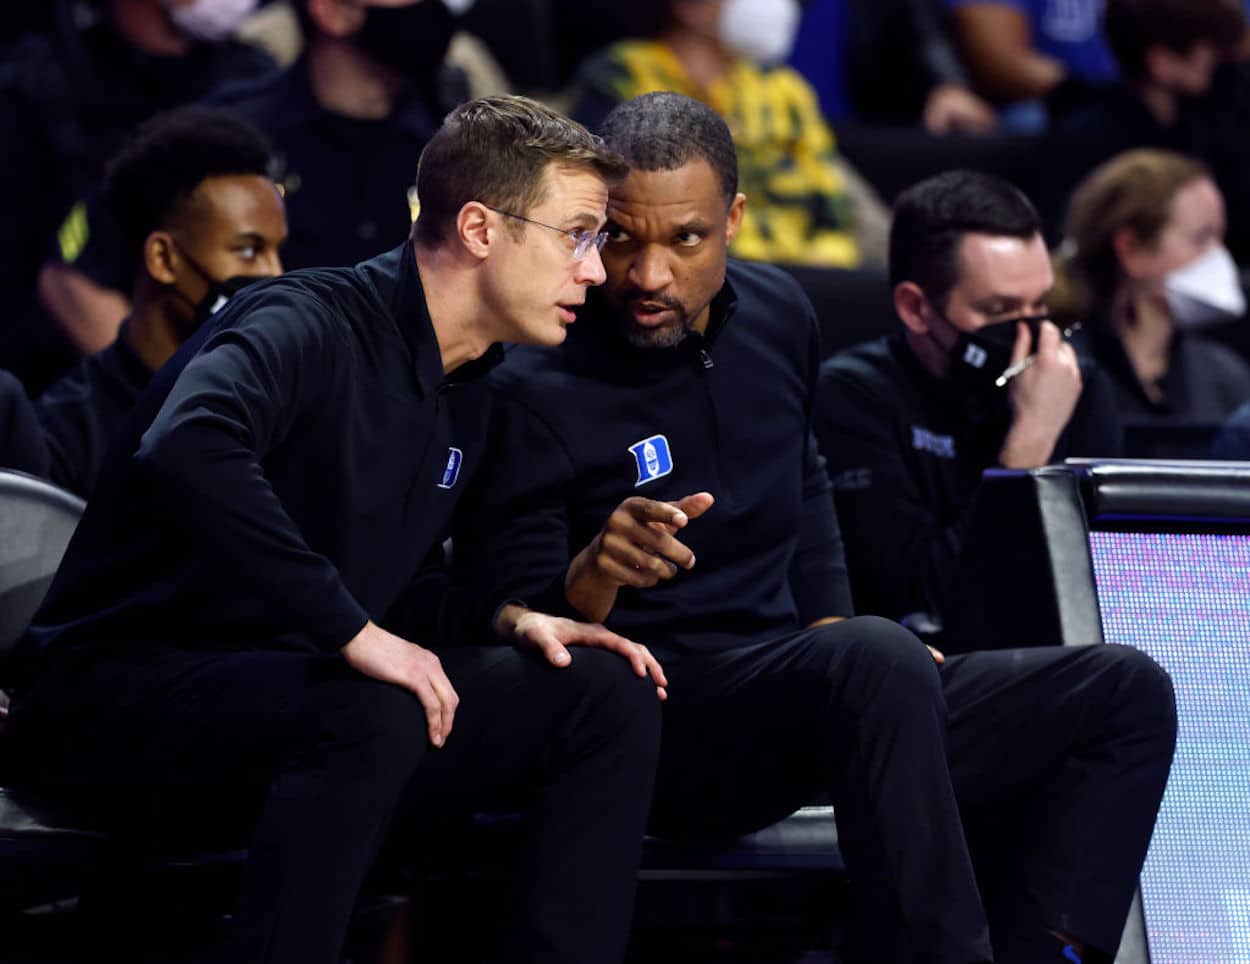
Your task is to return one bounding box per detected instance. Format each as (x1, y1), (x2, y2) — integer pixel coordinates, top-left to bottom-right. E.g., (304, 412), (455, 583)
(572, 273), (740, 377)
(370, 241), (503, 397)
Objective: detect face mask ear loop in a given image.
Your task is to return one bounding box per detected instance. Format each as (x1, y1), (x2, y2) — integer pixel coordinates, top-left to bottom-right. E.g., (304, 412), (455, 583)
(169, 240), (215, 290)
(922, 294), (957, 355)
(165, 239), (224, 320)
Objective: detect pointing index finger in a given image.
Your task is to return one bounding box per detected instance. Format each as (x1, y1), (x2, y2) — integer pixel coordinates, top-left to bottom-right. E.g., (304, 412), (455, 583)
(628, 497), (689, 528)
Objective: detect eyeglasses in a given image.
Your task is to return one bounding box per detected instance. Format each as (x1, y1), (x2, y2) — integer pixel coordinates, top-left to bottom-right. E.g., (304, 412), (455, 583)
(482, 205), (609, 262)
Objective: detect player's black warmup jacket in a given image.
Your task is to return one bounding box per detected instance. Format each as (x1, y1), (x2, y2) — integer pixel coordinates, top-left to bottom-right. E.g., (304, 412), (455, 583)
(15, 241), (498, 683)
(456, 258), (853, 655)
(7, 241), (662, 964)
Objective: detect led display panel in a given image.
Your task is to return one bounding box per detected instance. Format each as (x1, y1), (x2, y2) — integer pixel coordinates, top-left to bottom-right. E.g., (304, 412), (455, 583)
(1090, 531), (1250, 962)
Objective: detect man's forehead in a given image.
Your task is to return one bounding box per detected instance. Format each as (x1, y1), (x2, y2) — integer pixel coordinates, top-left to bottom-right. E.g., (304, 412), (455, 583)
(608, 161), (725, 218)
(954, 231), (1051, 296)
(186, 174), (282, 220)
(536, 164), (609, 217)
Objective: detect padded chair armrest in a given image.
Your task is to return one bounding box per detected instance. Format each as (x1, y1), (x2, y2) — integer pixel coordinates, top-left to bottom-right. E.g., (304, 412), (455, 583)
(1067, 459), (1250, 524)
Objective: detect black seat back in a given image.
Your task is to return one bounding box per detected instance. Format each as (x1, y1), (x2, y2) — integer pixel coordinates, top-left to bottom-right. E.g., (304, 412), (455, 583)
(0, 471), (84, 683)
(779, 264), (897, 360)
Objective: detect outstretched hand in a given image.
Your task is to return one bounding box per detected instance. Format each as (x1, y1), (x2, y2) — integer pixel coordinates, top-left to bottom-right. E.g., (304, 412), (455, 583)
(499, 605), (668, 701)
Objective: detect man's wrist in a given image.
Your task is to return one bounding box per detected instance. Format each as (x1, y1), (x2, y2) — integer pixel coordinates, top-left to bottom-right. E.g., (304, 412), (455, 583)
(999, 421), (1058, 468)
(341, 618), (375, 656)
(564, 563), (618, 624)
(492, 601), (529, 640)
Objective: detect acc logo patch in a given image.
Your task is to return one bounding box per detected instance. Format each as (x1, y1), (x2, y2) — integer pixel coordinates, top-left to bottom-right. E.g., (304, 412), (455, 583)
(628, 434), (673, 487)
(437, 447), (463, 489)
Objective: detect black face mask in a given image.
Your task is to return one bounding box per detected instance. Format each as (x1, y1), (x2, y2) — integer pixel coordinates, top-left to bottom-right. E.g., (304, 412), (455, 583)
(356, 1), (457, 82)
(171, 244), (266, 332)
(192, 274), (264, 327)
(943, 315), (1048, 396)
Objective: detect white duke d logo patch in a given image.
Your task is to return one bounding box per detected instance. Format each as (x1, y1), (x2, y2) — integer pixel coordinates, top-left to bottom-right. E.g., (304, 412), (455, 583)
(628, 434), (674, 486)
(437, 447), (463, 489)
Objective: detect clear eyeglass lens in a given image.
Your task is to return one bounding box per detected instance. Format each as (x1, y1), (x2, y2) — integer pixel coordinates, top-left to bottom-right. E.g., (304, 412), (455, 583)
(570, 230), (610, 261)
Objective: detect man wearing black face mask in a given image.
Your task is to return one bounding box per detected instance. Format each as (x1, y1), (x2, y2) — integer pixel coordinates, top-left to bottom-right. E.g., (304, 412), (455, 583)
(34, 106), (286, 499)
(39, 0), (467, 365)
(815, 169), (1122, 638)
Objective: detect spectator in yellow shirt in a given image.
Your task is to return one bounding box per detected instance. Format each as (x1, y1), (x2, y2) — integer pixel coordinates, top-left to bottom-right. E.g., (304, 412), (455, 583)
(570, 0), (883, 268)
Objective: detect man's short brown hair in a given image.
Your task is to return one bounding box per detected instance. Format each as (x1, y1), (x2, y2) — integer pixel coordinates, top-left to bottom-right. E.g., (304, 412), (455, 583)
(412, 95), (627, 247)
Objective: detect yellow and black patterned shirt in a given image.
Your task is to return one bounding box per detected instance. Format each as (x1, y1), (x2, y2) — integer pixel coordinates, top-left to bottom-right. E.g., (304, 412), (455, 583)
(572, 40), (860, 269)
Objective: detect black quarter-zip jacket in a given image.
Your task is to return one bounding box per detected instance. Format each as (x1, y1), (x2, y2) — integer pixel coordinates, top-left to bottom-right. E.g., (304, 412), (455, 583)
(18, 242), (499, 679)
(815, 332), (1122, 629)
(455, 259), (852, 656)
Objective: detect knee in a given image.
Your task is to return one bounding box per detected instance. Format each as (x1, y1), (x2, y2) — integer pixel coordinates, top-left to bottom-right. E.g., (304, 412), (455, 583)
(560, 647), (663, 746)
(815, 616), (943, 708)
(1096, 644), (1178, 737)
(316, 677), (430, 773)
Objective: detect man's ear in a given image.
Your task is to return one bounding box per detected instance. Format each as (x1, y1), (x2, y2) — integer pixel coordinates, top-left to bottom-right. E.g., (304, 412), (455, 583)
(894, 281), (933, 335)
(725, 192), (746, 245)
(144, 232), (179, 285)
(456, 201), (494, 260)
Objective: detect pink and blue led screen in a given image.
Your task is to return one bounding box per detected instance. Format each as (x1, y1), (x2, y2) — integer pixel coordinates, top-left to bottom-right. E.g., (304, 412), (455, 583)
(1090, 531), (1250, 962)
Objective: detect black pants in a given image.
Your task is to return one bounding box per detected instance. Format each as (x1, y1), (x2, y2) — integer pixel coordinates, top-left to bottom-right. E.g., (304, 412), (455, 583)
(7, 644), (662, 964)
(649, 618), (1177, 964)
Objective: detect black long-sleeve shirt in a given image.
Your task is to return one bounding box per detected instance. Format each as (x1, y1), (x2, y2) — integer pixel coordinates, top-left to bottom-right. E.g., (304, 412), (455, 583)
(814, 332), (1122, 630)
(19, 242), (498, 679)
(1082, 321), (1250, 430)
(455, 259), (852, 657)
(34, 322), (153, 499)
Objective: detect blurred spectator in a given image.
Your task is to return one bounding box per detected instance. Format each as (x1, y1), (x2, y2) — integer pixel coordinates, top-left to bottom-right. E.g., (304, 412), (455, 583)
(947, 0), (1119, 130)
(40, 0), (468, 372)
(1054, 149), (1250, 441)
(36, 106), (286, 498)
(0, 0), (275, 393)
(550, 0), (670, 91)
(815, 170), (1121, 636)
(1038, 0), (1248, 243)
(790, 0), (997, 134)
(214, 0), (465, 268)
(569, 0), (888, 268)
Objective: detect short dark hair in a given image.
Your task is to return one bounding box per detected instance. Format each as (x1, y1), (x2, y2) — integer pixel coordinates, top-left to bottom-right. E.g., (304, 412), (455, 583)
(105, 106), (274, 267)
(1105, 0), (1245, 82)
(598, 92), (739, 206)
(413, 95), (628, 247)
(888, 170), (1041, 307)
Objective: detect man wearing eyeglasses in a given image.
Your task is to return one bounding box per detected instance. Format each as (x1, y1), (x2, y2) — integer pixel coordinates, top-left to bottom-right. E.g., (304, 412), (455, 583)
(6, 95), (663, 964)
(454, 93), (1176, 964)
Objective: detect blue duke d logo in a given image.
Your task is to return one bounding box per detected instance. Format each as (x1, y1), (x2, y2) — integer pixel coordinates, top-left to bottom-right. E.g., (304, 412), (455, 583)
(628, 434), (673, 486)
(437, 447), (463, 489)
